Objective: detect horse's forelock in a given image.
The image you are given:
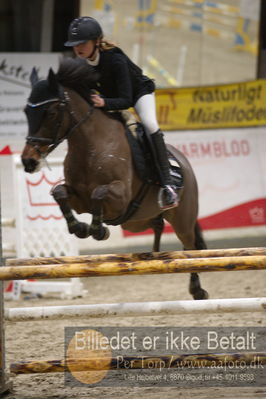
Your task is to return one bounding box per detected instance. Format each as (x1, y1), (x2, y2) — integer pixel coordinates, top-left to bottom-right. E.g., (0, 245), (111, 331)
(26, 80), (60, 136)
(28, 80), (59, 104)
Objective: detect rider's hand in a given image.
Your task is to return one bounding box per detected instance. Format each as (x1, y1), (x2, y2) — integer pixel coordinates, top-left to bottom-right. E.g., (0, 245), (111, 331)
(91, 94), (105, 107)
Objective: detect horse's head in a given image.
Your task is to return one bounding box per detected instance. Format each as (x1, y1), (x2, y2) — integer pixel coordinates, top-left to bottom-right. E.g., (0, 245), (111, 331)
(21, 67), (66, 173)
(21, 57), (98, 173)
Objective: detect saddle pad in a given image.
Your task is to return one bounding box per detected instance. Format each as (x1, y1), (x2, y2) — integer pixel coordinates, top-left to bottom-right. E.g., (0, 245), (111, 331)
(108, 111), (184, 188)
(126, 122), (184, 189)
(168, 151), (184, 189)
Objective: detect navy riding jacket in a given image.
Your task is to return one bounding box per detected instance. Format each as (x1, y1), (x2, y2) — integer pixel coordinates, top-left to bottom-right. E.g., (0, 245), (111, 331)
(94, 47), (155, 110)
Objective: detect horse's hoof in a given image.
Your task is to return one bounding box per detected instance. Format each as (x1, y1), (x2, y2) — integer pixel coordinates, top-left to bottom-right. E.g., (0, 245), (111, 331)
(70, 222), (91, 239)
(92, 226), (110, 241)
(193, 289), (209, 300)
(101, 227), (110, 240)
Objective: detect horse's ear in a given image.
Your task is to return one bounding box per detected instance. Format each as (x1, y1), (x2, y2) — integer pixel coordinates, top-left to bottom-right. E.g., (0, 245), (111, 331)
(30, 67), (39, 87)
(47, 68), (59, 94)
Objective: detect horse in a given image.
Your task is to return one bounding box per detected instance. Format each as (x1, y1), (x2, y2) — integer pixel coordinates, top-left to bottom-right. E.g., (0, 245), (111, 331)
(21, 57), (208, 300)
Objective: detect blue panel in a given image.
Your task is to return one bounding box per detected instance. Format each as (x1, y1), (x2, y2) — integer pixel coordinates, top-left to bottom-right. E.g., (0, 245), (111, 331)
(190, 23), (203, 32)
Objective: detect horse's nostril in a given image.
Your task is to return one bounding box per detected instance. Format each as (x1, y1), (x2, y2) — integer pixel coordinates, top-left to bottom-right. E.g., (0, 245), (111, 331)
(21, 158), (38, 173)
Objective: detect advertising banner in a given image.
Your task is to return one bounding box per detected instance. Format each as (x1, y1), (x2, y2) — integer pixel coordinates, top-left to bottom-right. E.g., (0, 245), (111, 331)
(168, 127), (266, 230)
(156, 80), (266, 131)
(0, 53), (60, 142)
(124, 126), (266, 238)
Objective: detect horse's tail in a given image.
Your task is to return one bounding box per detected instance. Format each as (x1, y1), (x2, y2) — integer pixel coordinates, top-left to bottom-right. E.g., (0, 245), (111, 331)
(194, 221), (207, 250)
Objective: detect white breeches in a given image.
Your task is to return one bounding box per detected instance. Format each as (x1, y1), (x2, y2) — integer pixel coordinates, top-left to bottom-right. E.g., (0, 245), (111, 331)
(134, 93), (159, 135)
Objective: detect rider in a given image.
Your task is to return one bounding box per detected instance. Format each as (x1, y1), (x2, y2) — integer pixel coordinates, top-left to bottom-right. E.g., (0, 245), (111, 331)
(64, 16), (178, 210)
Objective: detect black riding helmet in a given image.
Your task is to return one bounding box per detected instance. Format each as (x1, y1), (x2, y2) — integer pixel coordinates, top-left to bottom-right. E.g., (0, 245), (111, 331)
(64, 16), (103, 47)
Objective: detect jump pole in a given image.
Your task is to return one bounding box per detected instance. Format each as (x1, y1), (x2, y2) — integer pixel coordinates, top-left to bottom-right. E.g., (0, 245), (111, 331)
(5, 297), (266, 322)
(0, 196), (11, 394)
(6, 247), (266, 266)
(1, 255), (266, 281)
(10, 352), (266, 374)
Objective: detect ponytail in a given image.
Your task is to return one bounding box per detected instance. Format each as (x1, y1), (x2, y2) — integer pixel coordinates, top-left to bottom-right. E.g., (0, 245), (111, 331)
(99, 37), (116, 51)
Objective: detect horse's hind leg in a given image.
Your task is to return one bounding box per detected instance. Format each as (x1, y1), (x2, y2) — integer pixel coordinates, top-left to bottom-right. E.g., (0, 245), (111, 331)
(89, 181), (131, 241)
(52, 184), (91, 239)
(151, 215), (164, 252)
(188, 222), (209, 300)
(89, 185), (110, 241)
(166, 213), (208, 300)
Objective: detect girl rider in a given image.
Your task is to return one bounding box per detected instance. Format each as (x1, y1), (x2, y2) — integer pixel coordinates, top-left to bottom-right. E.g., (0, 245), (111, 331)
(64, 16), (178, 210)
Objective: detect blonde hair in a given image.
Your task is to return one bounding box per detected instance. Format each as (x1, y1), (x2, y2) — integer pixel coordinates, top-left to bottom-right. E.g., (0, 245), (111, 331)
(99, 37), (116, 51)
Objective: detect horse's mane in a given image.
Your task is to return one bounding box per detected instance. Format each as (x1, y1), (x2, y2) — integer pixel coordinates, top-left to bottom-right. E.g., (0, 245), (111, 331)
(56, 57), (99, 100)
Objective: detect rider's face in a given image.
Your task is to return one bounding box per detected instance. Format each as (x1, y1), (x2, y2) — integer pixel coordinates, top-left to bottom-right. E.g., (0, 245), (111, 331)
(73, 40), (97, 59)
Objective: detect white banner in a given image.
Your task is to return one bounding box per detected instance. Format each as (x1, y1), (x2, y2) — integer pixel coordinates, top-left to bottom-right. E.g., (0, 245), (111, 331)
(0, 53), (60, 142)
(167, 126), (266, 229)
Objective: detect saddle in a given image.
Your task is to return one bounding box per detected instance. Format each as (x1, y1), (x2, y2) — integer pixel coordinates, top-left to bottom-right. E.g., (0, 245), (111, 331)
(110, 110), (183, 189)
(103, 111), (184, 226)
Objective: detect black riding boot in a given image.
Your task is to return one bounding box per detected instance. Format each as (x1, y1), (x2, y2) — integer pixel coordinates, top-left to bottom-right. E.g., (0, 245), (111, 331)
(151, 130), (178, 210)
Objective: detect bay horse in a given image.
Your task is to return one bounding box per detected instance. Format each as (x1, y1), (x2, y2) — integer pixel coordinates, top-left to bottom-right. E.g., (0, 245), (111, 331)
(21, 57), (208, 300)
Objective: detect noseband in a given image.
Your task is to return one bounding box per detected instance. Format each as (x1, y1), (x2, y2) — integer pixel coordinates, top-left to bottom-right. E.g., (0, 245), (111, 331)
(26, 91), (93, 156)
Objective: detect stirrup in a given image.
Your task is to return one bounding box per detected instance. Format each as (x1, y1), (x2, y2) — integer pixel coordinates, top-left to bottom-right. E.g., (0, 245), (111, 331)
(158, 185), (179, 210)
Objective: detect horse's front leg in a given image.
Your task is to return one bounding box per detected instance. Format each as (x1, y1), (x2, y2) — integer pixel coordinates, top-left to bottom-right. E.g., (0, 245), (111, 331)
(51, 184), (91, 239)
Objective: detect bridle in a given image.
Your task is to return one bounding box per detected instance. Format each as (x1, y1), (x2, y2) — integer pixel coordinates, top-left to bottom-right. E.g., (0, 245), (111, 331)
(26, 90), (94, 157)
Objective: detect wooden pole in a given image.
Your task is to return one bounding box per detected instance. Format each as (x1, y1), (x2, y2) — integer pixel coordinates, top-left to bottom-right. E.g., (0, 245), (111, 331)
(5, 297), (266, 322)
(6, 247), (266, 266)
(10, 352), (266, 374)
(0, 193), (11, 394)
(1, 255), (266, 281)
